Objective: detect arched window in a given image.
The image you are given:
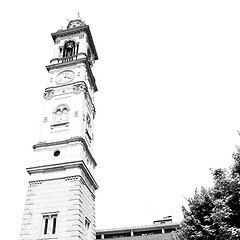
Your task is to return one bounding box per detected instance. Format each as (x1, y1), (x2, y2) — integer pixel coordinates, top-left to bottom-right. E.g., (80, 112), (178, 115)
(51, 104), (70, 129)
(63, 41), (76, 59)
(62, 107), (68, 122)
(55, 108), (62, 124)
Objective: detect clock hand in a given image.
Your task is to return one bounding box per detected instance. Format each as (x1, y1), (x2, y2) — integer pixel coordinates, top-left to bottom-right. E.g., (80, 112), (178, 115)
(64, 73), (72, 79)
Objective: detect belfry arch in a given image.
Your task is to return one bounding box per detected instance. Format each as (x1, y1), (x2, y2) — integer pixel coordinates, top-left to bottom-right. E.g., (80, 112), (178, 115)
(61, 40), (79, 58)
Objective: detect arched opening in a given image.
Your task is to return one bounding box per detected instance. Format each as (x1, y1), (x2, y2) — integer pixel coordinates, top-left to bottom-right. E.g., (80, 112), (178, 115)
(51, 104), (70, 128)
(63, 41), (76, 58)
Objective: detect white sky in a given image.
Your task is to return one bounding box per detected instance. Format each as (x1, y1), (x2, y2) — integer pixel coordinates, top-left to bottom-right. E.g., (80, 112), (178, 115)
(1, 0), (240, 238)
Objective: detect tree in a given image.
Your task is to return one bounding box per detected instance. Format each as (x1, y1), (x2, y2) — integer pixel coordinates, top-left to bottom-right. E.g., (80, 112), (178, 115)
(174, 147), (240, 240)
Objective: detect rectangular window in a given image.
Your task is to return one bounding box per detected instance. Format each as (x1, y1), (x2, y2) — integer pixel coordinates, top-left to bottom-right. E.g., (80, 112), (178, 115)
(42, 213), (58, 237)
(43, 217), (48, 235)
(52, 215), (57, 234)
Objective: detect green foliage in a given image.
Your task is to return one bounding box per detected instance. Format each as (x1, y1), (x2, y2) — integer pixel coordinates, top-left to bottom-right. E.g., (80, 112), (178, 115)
(175, 148), (240, 240)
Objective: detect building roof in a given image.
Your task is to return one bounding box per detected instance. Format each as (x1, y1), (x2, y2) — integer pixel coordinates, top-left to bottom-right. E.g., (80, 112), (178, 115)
(99, 233), (176, 240)
(97, 222), (179, 234)
(96, 221), (179, 240)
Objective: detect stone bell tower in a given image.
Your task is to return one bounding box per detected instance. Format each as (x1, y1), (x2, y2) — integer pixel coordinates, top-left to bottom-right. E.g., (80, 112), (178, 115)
(19, 18), (98, 240)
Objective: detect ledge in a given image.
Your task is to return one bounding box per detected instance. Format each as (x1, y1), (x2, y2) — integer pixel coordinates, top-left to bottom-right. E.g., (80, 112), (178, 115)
(50, 52), (87, 64)
(27, 160), (98, 190)
(33, 136), (97, 167)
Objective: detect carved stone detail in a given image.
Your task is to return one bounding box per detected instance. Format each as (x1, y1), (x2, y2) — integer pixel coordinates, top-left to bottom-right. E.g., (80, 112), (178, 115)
(85, 92), (96, 116)
(43, 88), (54, 100)
(65, 176), (80, 181)
(79, 32), (84, 39)
(73, 82), (87, 94)
(30, 180), (42, 185)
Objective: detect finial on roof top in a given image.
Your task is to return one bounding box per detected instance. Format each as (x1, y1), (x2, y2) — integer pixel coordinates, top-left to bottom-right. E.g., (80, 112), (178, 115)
(77, 12), (86, 24)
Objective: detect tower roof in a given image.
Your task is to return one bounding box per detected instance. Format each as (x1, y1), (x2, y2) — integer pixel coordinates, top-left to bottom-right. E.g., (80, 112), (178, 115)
(67, 19), (86, 29)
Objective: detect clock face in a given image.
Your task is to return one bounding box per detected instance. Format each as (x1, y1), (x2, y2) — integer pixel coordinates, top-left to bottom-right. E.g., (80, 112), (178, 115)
(55, 70), (75, 84)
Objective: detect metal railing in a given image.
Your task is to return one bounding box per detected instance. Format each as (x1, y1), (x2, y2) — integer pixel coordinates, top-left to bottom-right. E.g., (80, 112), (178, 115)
(50, 52), (88, 64)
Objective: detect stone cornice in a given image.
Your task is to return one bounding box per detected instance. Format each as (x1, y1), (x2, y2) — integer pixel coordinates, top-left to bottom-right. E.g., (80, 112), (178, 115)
(26, 160), (98, 190)
(33, 136), (97, 167)
(46, 55), (85, 70)
(85, 59), (98, 92)
(51, 25), (98, 60)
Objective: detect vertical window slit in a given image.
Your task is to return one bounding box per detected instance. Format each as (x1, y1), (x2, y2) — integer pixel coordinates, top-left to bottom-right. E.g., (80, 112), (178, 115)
(52, 217), (57, 234)
(44, 218), (48, 235)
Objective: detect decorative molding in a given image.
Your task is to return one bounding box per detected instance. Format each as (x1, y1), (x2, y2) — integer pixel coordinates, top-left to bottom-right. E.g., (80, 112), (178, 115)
(65, 176), (80, 181)
(85, 92), (96, 116)
(44, 80), (89, 96)
(46, 54), (87, 71)
(43, 88), (54, 100)
(29, 180), (42, 185)
(56, 34), (79, 43)
(73, 82), (87, 94)
(26, 161), (98, 190)
(54, 65), (77, 72)
(85, 59), (98, 92)
(50, 122), (69, 129)
(79, 32), (84, 39)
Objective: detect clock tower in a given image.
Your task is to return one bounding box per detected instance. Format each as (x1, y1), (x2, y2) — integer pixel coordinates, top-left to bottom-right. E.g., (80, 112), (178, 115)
(19, 18), (98, 240)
